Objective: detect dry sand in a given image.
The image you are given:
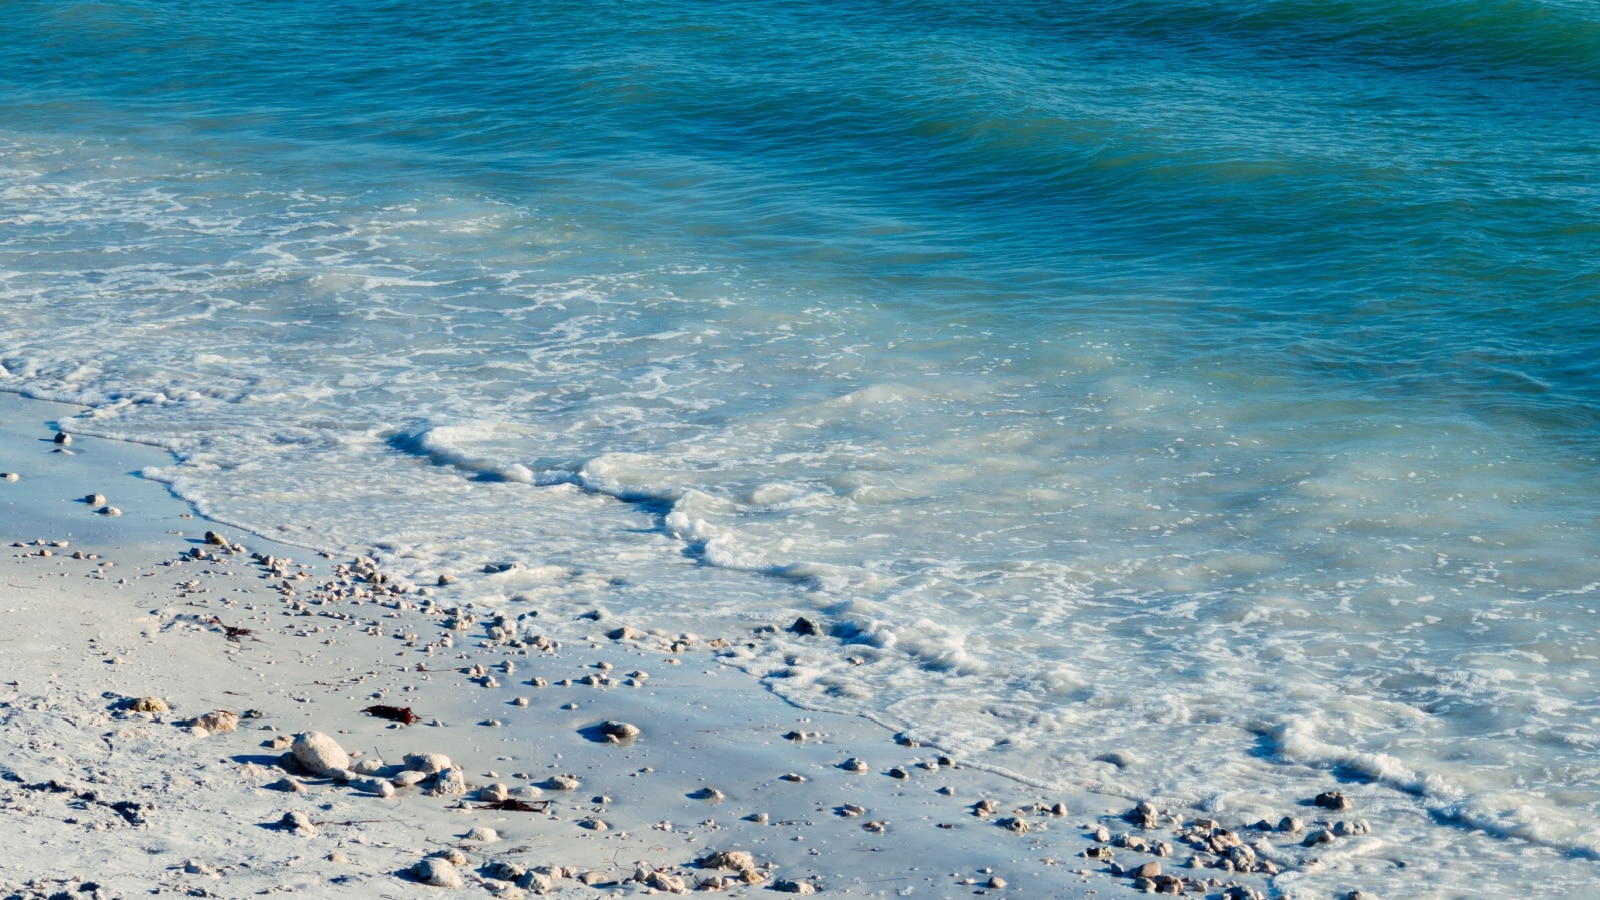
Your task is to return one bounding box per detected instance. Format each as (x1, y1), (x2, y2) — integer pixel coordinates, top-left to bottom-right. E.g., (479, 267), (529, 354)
(0, 393), (1289, 899)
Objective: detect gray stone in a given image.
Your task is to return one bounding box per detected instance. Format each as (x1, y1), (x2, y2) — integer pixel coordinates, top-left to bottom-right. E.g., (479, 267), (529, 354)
(997, 816), (1030, 834)
(1130, 861), (1160, 879)
(697, 850), (756, 872)
(600, 720), (640, 742)
(788, 617), (822, 636)
(1314, 791), (1352, 811)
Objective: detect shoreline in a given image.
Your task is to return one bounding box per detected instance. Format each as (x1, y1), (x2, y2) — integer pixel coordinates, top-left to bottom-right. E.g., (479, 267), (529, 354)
(2, 391), (1292, 898)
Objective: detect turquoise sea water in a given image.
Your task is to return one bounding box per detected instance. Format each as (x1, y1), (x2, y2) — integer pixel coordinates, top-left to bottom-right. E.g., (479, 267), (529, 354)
(3, 1), (1600, 894)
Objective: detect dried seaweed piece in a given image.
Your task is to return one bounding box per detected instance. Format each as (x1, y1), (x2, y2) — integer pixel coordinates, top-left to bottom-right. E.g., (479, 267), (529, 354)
(206, 616), (255, 642)
(481, 798), (549, 812)
(362, 704), (421, 725)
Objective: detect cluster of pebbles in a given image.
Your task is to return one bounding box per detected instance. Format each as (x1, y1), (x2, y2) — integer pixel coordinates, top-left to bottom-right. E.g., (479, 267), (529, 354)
(258, 731), (816, 895)
(1064, 795), (1380, 897)
(0, 458), (1394, 898)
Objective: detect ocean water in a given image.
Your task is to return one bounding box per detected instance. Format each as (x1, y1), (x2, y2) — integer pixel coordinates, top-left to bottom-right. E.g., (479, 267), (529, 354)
(3, 0), (1600, 893)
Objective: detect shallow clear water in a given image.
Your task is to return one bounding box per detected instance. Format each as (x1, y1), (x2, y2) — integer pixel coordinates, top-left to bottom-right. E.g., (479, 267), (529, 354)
(3, 1), (1600, 893)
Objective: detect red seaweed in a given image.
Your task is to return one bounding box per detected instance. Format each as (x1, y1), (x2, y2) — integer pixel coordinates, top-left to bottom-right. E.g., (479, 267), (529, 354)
(362, 704), (421, 725)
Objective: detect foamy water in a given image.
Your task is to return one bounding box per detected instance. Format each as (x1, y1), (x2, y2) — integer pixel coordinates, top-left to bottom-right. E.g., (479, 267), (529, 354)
(5, 1), (1600, 893)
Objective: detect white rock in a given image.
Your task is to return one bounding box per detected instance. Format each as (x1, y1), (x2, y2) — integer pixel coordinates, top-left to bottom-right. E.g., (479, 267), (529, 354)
(647, 871), (686, 893)
(393, 769), (428, 787)
(188, 710), (239, 733)
(465, 826), (499, 842)
(544, 774), (579, 791)
(98, 506), (122, 516)
(184, 860), (220, 878)
(412, 858), (463, 888)
(430, 766), (468, 795)
(353, 758), (387, 776)
(0, 473), (18, 482)
(291, 731), (350, 776)
(280, 810), (316, 834)
(405, 751), (451, 774)
(352, 776), (395, 797)
(477, 784), (510, 803)
(519, 871), (554, 893)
